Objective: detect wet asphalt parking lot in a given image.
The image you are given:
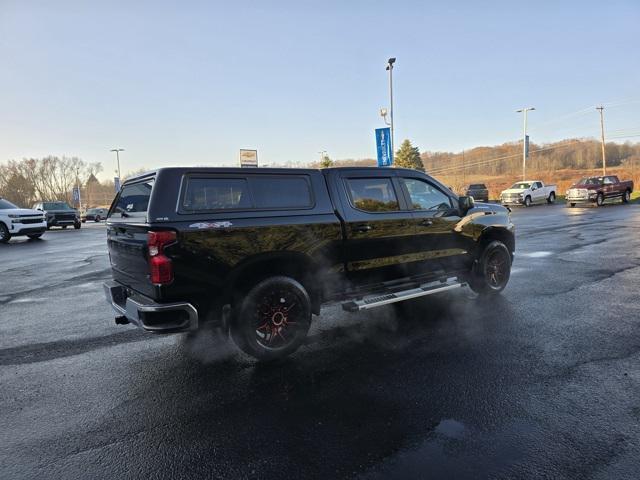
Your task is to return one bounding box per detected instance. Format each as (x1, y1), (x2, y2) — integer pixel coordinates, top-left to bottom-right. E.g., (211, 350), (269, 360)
(1, 203), (640, 480)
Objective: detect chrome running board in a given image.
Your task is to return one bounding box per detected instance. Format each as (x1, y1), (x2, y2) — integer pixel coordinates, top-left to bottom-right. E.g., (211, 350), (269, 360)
(341, 278), (465, 312)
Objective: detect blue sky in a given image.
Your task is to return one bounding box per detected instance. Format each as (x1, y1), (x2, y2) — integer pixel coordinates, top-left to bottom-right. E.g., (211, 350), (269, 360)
(1, 0), (638, 179)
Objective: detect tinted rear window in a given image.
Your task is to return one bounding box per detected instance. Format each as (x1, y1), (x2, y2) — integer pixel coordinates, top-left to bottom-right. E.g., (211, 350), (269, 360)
(182, 176), (313, 211)
(109, 179), (154, 218)
(469, 184), (486, 189)
(250, 177), (312, 209)
(183, 178), (251, 211)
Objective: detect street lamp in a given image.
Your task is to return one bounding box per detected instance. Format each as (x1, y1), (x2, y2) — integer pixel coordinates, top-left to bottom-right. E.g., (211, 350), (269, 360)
(515, 108), (535, 180)
(110, 148), (124, 180)
(386, 57), (396, 164)
(379, 108), (390, 126)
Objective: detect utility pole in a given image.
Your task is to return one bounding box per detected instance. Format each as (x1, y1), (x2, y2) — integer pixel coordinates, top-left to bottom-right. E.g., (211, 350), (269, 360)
(516, 107), (535, 181)
(110, 148), (124, 180)
(386, 58), (396, 164)
(462, 149), (466, 186)
(75, 167), (82, 211)
(596, 106), (606, 175)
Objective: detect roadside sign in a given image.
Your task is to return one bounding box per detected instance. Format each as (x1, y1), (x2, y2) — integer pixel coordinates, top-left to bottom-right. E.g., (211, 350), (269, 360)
(114, 177), (121, 192)
(375, 127), (392, 167)
(239, 149), (258, 168)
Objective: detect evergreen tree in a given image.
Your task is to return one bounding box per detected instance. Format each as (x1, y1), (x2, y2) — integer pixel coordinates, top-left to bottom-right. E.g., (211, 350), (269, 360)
(320, 154), (334, 168)
(394, 139), (424, 171)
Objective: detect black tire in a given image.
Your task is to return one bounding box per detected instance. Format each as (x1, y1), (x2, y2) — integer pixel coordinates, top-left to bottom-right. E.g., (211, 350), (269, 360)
(0, 223), (11, 244)
(95, 216), (101, 222)
(524, 196), (532, 207)
(596, 193), (604, 207)
(27, 233), (43, 240)
(74, 222), (81, 230)
(230, 276), (312, 361)
(622, 190), (631, 204)
(569, 203), (576, 208)
(547, 192), (556, 204)
(468, 240), (512, 295)
(62, 225), (68, 229)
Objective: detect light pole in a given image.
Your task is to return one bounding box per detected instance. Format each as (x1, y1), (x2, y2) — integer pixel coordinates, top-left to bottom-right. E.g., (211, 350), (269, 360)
(386, 57), (396, 164)
(110, 148), (124, 180)
(596, 106), (606, 175)
(516, 107), (535, 180)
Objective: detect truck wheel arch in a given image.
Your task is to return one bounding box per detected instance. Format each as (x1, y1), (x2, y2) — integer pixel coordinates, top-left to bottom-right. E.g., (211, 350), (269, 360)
(225, 253), (322, 315)
(476, 227), (515, 261)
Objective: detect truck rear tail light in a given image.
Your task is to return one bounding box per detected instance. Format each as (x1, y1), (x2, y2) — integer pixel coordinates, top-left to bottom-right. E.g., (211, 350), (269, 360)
(148, 231), (177, 285)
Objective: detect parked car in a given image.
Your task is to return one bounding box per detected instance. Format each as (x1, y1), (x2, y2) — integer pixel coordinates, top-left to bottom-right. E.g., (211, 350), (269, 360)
(33, 201), (81, 229)
(104, 167), (516, 360)
(566, 175), (634, 207)
(0, 198), (47, 243)
(465, 183), (489, 202)
(82, 208), (108, 222)
(500, 180), (557, 207)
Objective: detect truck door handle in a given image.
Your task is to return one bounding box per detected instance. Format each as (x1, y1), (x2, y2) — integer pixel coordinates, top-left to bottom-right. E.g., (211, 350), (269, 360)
(419, 219), (433, 227)
(353, 224), (373, 233)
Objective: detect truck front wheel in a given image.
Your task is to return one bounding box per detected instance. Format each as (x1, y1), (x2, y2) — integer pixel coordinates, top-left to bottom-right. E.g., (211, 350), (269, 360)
(231, 276), (312, 361)
(524, 196), (532, 207)
(596, 193), (604, 207)
(0, 223), (11, 244)
(468, 241), (512, 295)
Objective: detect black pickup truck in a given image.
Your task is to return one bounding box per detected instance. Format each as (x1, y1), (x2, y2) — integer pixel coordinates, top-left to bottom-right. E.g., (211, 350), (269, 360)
(104, 167), (515, 360)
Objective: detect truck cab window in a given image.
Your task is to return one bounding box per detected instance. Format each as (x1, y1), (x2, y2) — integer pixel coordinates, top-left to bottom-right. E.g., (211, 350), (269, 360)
(346, 178), (399, 212)
(402, 178), (452, 211)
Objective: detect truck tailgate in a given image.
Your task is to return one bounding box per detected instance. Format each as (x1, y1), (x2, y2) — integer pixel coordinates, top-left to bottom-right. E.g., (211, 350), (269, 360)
(107, 224), (156, 298)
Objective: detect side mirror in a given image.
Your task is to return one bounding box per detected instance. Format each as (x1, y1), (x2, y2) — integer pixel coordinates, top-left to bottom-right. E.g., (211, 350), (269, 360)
(459, 195), (475, 215)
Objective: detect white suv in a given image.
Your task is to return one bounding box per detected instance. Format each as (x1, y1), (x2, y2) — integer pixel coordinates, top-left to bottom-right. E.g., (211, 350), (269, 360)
(0, 198), (47, 243)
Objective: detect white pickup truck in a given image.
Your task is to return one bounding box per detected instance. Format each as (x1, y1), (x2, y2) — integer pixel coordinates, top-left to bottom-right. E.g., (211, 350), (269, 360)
(0, 197), (47, 243)
(500, 180), (557, 207)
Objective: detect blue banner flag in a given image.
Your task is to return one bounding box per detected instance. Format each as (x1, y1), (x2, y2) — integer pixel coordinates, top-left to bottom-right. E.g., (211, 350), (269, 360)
(375, 127), (392, 167)
(525, 135), (530, 159)
(114, 177), (121, 193)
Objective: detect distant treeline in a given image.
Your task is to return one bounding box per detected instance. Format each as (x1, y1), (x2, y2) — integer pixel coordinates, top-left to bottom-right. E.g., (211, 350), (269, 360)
(309, 138), (640, 175)
(422, 138), (640, 176)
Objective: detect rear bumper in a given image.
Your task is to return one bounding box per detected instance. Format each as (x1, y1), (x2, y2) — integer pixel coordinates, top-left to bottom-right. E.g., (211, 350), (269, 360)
(103, 280), (198, 333)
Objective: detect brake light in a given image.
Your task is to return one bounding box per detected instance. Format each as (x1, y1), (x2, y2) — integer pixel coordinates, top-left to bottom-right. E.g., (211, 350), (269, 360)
(148, 231), (177, 285)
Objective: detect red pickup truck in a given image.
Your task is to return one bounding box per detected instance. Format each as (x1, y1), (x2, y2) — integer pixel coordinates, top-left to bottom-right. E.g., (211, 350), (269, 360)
(566, 175), (634, 207)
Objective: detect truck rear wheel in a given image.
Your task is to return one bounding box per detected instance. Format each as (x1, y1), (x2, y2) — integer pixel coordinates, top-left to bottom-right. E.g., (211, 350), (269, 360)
(468, 241), (512, 295)
(230, 276), (311, 361)
(547, 192), (555, 204)
(596, 193), (604, 207)
(622, 190), (631, 203)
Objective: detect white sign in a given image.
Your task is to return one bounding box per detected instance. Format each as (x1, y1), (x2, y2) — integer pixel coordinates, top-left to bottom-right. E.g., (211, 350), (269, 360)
(239, 149), (258, 168)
